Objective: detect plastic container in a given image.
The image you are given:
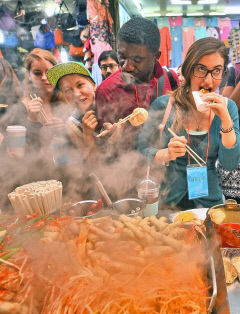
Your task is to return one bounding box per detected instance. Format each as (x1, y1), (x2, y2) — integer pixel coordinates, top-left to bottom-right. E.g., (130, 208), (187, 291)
(6, 125), (26, 157)
(137, 179), (160, 217)
(51, 135), (71, 167)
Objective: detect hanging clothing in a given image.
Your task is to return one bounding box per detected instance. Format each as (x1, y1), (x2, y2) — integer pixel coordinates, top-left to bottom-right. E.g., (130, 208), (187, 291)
(87, 0), (113, 24)
(194, 18), (206, 27)
(194, 26), (207, 41)
(168, 16), (182, 27)
(159, 26), (171, 67)
(230, 18), (240, 29)
(90, 38), (112, 64)
(206, 27), (220, 39)
(206, 17), (218, 28)
(170, 26), (182, 68)
(220, 27), (231, 41)
(228, 27), (240, 64)
(91, 63), (102, 86)
(218, 17), (231, 29)
(87, 0), (114, 46)
(182, 17), (194, 27)
(182, 26), (195, 60)
(90, 21), (114, 45)
(157, 17), (170, 28)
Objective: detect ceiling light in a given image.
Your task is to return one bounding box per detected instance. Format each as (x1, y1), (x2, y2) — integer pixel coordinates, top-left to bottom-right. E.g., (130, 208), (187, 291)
(142, 13), (162, 17)
(187, 12), (204, 16)
(198, 0), (218, 3)
(208, 12), (226, 15)
(45, 3), (58, 17)
(171, 0), (218, 3)
(225, 6), (240, 14)
(132, 0), (142, 12)
(0, 31), (4, 44)
(171, 0), (191, 4)
(166, 13), (183, 16)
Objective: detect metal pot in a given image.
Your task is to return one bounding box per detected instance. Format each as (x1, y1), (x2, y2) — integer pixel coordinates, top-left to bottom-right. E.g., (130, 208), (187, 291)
(208, 199), (240, 248)
(64, 200), (102, 219)
(113, 198), (145, 217)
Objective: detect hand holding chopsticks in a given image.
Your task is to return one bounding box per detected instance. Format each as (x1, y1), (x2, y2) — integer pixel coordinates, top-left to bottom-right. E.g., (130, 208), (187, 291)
(97, 108), (148, 138)
(96, 111), (139, 138)
(29, 94), (49, 124)
(168, 128), (206, 167)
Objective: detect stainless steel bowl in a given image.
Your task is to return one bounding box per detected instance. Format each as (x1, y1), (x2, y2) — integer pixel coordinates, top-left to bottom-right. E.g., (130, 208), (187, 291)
(64, 200), (101, 219)
(113, 198), (144, 217)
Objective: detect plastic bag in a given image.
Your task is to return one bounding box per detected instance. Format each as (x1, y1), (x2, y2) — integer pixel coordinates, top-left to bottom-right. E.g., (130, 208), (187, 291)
(34, 23), (55, 50)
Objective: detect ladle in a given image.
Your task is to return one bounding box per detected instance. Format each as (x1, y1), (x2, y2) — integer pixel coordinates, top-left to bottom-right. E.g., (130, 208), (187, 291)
(90, 173), (114, 208)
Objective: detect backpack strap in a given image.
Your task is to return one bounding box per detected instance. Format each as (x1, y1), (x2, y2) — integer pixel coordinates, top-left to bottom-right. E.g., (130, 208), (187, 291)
(151, 68), (178, 104)
(151, 70), (165, 103)
(165, 68), (178, 91)
(158, 97), (173, 141)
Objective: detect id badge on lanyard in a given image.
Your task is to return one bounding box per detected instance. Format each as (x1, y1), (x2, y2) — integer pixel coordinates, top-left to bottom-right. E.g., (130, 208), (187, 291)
(187, 164), (208, 199)
(186, 110), (211, 200)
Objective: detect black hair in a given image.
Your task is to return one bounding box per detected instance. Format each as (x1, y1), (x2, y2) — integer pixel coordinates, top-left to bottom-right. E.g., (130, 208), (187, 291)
(98, 50), (119, 67)
(117, 17), (160, 54)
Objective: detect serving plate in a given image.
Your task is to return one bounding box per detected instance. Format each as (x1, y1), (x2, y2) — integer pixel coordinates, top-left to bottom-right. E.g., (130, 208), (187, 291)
(169, 208), (209, 222)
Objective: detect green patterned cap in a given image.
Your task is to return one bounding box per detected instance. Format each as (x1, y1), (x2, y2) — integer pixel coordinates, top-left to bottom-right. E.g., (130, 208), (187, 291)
(46, 62), (95, 88)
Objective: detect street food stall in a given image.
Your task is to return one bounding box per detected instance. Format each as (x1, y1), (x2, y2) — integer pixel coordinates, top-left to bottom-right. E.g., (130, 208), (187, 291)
(0, 180), (239, 313)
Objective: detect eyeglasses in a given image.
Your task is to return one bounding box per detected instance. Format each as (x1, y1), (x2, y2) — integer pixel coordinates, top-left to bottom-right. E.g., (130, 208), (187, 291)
(100, 63), (118, 71)
(192, 64), (225, 80)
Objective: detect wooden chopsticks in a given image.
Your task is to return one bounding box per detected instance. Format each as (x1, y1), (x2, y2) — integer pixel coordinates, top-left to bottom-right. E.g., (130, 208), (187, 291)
(96, 111), (139, 138)
(168, 127), (206, 167)
(117, 111), (139, 125)
(30, 94), (49, 124)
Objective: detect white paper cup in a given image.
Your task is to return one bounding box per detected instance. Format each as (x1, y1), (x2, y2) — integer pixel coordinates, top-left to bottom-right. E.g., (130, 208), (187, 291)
(192, 91), (209, 112)
(6, 125), (26, 157)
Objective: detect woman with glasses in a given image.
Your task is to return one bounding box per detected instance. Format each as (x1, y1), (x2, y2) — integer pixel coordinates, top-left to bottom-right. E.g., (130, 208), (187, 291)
(139, 37), (240, 210)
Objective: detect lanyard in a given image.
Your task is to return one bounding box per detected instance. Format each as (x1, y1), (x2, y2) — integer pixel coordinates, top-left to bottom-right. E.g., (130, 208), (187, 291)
(134, 79), (159, 107)
(187, 110), (211, 165)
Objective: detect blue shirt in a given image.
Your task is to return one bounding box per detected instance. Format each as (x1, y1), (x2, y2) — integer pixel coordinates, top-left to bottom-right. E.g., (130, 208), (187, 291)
(170, 26), (183, 68)
(220, 66), (236, 89)
(138, 95), (240, 208)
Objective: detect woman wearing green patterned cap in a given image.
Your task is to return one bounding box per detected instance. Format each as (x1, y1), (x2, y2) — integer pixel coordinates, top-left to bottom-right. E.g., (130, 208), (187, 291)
(47, 61), (98, 159)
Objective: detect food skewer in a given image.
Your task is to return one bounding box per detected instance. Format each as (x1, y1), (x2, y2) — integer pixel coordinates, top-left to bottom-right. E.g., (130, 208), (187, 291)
(168, 127), (206, 167)
(97, 108), (148, 138)
(117, 111), (140, 125)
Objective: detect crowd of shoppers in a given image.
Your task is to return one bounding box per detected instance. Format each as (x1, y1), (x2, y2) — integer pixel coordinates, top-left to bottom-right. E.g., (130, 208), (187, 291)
(0, 16), (240, 212)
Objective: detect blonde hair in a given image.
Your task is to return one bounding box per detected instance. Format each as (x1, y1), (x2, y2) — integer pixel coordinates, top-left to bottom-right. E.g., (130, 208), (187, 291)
(24, 48), (57, 98)
(0, 59), (22, 105)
